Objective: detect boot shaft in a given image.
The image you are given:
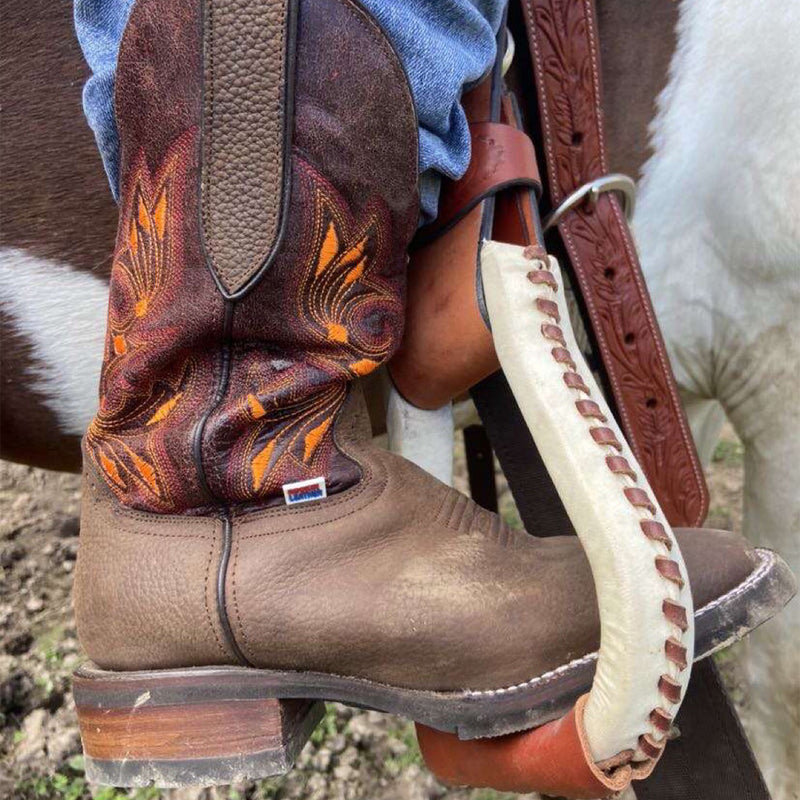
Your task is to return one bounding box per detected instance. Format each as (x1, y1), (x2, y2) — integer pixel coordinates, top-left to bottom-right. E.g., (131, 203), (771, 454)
(85, 0), (419, 513)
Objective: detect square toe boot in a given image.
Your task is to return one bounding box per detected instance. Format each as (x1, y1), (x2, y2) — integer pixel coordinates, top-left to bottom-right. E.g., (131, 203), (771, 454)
(72, 0), (796, 789)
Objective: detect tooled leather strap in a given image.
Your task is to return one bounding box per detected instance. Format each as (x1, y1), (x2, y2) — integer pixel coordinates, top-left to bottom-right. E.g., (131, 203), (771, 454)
(521, 0), (708, 527)
(426, 122), (541, 241)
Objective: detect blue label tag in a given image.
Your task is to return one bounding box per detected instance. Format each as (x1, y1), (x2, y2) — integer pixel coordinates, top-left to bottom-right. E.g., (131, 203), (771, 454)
(282, 477), (327, 506)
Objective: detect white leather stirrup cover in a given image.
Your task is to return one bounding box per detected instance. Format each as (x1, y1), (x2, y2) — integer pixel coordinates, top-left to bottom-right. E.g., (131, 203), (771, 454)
(480, 240), (694, 764)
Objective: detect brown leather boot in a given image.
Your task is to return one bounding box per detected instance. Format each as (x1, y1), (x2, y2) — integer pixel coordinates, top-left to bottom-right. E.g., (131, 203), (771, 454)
(73, 0), (794, 789)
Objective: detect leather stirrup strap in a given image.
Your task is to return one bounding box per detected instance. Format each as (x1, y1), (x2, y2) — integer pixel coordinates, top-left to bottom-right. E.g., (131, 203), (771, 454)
(424, 121), (541, 242)
(521, 0), (709, 527)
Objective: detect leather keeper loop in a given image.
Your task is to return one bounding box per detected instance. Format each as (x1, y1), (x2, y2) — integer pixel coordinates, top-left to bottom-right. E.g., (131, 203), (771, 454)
(418, 122), (542, 245)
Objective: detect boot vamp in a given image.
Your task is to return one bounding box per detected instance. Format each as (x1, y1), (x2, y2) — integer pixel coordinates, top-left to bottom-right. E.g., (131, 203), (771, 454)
(231, 450), (762, 692)
(674, 526), (759, 608)
(231, 449), (599, 691)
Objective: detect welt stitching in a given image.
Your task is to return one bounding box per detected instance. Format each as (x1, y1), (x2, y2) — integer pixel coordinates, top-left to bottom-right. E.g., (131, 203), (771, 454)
(696, 550), (772, 614)
(466, 651), (597, 696)
(469, 549), (772, 698)
(465, 549), (769, 697)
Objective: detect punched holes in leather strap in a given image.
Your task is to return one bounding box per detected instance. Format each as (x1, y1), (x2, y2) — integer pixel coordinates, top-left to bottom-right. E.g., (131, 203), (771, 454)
(422, 123), (541, 243)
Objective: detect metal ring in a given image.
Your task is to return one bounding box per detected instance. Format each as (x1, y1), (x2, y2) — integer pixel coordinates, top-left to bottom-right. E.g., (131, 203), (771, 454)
(542, 173), (636, 232)
(502, 29), (515, 76)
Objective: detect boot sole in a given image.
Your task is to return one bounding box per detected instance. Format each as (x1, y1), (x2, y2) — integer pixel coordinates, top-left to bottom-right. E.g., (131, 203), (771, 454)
(74, 547), (794, 787)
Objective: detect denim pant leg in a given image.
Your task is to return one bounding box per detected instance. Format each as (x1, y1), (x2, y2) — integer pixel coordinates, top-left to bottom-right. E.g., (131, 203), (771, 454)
(74, 0), (506, 223)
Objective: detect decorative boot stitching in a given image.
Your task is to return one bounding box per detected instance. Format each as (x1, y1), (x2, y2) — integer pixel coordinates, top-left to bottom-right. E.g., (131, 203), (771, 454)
(521, 244), (690, 767)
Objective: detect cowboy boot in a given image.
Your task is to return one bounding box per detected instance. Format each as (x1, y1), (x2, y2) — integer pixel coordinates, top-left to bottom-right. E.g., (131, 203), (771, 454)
(72, 0), (794, 792)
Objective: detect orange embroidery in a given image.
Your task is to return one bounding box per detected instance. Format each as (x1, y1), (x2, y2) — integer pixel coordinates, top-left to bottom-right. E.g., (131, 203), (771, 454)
(131, 451), (159, 495)
(340, 236), (368, 266)
(147, 393), (182, 425)
(343, 259), (365, 285)
(87, 133), (192, 510)
(153, 187), (167, 240)
(303, 417), (332, 462)
(316, 221), (339, 275)
(138, 195), (149, 229)
(247, 394), (267, 419)
(89, 144), (399, 511)
(252, 440), (276, 490)
(100, 452), (125, 487)
(117, 165), (174, 328)
(350, 358), (379, 376)
(326, 323), (348, 343)
(301, 176), (400, 375)
(238, 164), (400, 499)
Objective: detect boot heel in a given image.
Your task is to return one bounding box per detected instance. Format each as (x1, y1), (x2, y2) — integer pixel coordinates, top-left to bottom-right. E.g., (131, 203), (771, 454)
(73, 664), (324, 788)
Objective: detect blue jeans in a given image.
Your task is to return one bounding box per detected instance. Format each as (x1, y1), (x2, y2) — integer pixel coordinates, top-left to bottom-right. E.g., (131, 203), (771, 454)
(74, 0), (505, 224)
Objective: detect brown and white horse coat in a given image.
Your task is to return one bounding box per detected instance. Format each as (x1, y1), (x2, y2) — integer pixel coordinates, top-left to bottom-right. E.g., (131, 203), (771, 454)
(1, 0), (797, 795)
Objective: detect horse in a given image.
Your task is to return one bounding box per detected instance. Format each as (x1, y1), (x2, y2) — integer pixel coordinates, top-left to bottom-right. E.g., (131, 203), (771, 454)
(1, 0), (798, 795)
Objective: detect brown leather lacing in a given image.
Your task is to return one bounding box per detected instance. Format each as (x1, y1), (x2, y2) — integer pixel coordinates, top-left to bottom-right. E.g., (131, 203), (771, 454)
(523, 245), (689, 767)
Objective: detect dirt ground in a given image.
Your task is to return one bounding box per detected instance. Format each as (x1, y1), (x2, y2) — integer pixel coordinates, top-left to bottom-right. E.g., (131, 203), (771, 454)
(0, 426), (747, 800)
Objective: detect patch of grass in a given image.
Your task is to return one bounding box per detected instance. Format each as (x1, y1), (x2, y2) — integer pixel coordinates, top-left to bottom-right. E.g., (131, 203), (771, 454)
(16, 765), (165, 800)
(309, 703), (343, 746)
(253, 777), (284, 800)
(15, 774), (88, 800)
(384, 721), (423, 772)
(706, 504), (732, 526)
(500, 502), (522, 530)
(713, 646), (735, 664)
(35, 624), (66, 669)
(34, 674), (55, 699)
(471, 790), (520, 800)
(712, 439), (744, 466)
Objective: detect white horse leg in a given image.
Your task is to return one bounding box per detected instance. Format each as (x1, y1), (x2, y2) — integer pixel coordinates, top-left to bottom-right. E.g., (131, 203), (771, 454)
(632, 0), (800, 792)
(637, 255), (800, 800)
(681, 396), (726, 470)
(719, 322), (800, 799)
